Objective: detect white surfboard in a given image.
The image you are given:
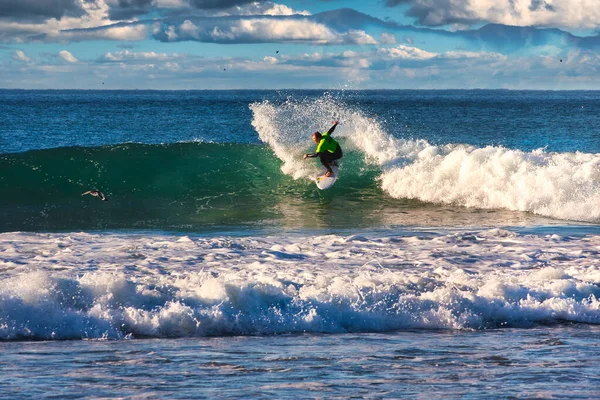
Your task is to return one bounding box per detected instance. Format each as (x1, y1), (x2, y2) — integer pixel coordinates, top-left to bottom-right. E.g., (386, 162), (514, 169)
(315, 165), (338, 190)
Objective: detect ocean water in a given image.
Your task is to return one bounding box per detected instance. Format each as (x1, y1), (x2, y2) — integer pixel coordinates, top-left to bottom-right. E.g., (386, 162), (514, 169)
(1, 90), (600, 398)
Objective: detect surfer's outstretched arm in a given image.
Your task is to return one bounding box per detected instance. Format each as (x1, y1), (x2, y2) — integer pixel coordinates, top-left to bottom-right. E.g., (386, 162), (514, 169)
(325, 121), (339, 136)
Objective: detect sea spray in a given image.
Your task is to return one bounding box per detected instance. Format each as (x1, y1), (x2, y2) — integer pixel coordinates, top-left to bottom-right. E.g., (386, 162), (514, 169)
(250, 94), (426, 179)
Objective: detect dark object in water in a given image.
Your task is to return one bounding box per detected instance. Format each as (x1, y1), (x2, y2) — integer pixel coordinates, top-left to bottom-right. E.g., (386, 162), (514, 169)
(81, 190), (108, 201)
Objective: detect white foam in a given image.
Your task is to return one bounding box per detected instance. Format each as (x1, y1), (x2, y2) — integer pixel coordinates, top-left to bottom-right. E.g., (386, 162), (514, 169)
(1, 230), (600, 339)
(250, 95), (600, 222)
(380, 145), (600, 222)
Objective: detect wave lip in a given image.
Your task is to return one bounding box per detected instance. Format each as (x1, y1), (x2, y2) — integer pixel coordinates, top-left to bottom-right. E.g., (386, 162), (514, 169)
(2, 230), (600, 340)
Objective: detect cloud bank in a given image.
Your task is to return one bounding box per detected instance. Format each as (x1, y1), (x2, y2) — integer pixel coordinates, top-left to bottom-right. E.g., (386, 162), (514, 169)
(2, 2), (600, 89)
(5, 42), (593, 90)
(152, 16), (377, 44)
(0, 0), (310, 43)
(387, 0), (600, 29)
(0, 0), (86, 22)
(50, 8), (600, 55)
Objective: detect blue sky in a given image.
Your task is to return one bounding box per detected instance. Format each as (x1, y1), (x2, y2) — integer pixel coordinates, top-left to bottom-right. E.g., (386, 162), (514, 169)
(2, 0), (600, 89)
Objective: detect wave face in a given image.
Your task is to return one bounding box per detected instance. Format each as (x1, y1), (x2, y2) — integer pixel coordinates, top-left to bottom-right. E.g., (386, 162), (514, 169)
(0, 143), (287, 231)
(250, 95), (600, 223)
(0, 142), (396, 232)
(2, 230), (600, 340)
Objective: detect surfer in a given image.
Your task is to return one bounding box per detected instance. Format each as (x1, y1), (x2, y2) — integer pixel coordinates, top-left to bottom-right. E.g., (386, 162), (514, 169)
(303, 121), (342, 177)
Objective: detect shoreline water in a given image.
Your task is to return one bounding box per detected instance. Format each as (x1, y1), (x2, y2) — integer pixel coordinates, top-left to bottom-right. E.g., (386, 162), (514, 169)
(2, 327), (599, 398)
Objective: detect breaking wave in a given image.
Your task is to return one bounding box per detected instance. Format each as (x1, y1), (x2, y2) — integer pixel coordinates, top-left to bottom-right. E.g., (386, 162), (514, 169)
(251, 95), (600, 222)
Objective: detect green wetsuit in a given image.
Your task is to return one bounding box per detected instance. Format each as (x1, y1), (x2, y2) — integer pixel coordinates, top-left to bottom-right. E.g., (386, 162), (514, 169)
(316, 129), (339, 154)
(306, 123), (343, 173)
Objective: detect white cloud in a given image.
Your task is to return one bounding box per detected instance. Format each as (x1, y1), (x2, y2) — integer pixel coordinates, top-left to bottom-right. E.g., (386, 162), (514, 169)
(263, 56), (278, 64)
(0, 0), (113, 42)
(379, 32), (397, 45)
(379, 45), (436, 60)
(103, 50), (179, 61)
(377, 44), (505, 63)
(442, 50), (506, 61)
(162, 18), (376, 45)
(12, 50), (31, 63)
(394, 0), (600, 29)
(165, 25), (178, 41)
(0, 0), (149, 42)
(154, 0), (189, 8)
(179, 20), (200, 38)
(159, 61), (180, 71)
(58, 50), (78, 62)
(4, 44), (600, 90)
(225, 2), (310, 17)
(101, 0), (310, 19)
(60, 24), (150, 41)
(343, 29), (377, 45)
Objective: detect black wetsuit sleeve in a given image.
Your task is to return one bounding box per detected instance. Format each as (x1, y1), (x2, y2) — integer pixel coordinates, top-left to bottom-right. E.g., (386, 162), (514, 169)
(326, 123), (337, 136)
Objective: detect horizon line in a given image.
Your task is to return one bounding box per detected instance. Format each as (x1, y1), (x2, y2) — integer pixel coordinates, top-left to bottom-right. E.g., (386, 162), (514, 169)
(3, 88), (600, 92)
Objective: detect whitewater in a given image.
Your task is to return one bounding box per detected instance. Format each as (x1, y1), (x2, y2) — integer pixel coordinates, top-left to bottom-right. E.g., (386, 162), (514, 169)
(2, 229), (600, 340)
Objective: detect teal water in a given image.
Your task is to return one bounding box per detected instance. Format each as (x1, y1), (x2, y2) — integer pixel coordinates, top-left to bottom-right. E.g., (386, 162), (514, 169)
(0, 142), (562, 232)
